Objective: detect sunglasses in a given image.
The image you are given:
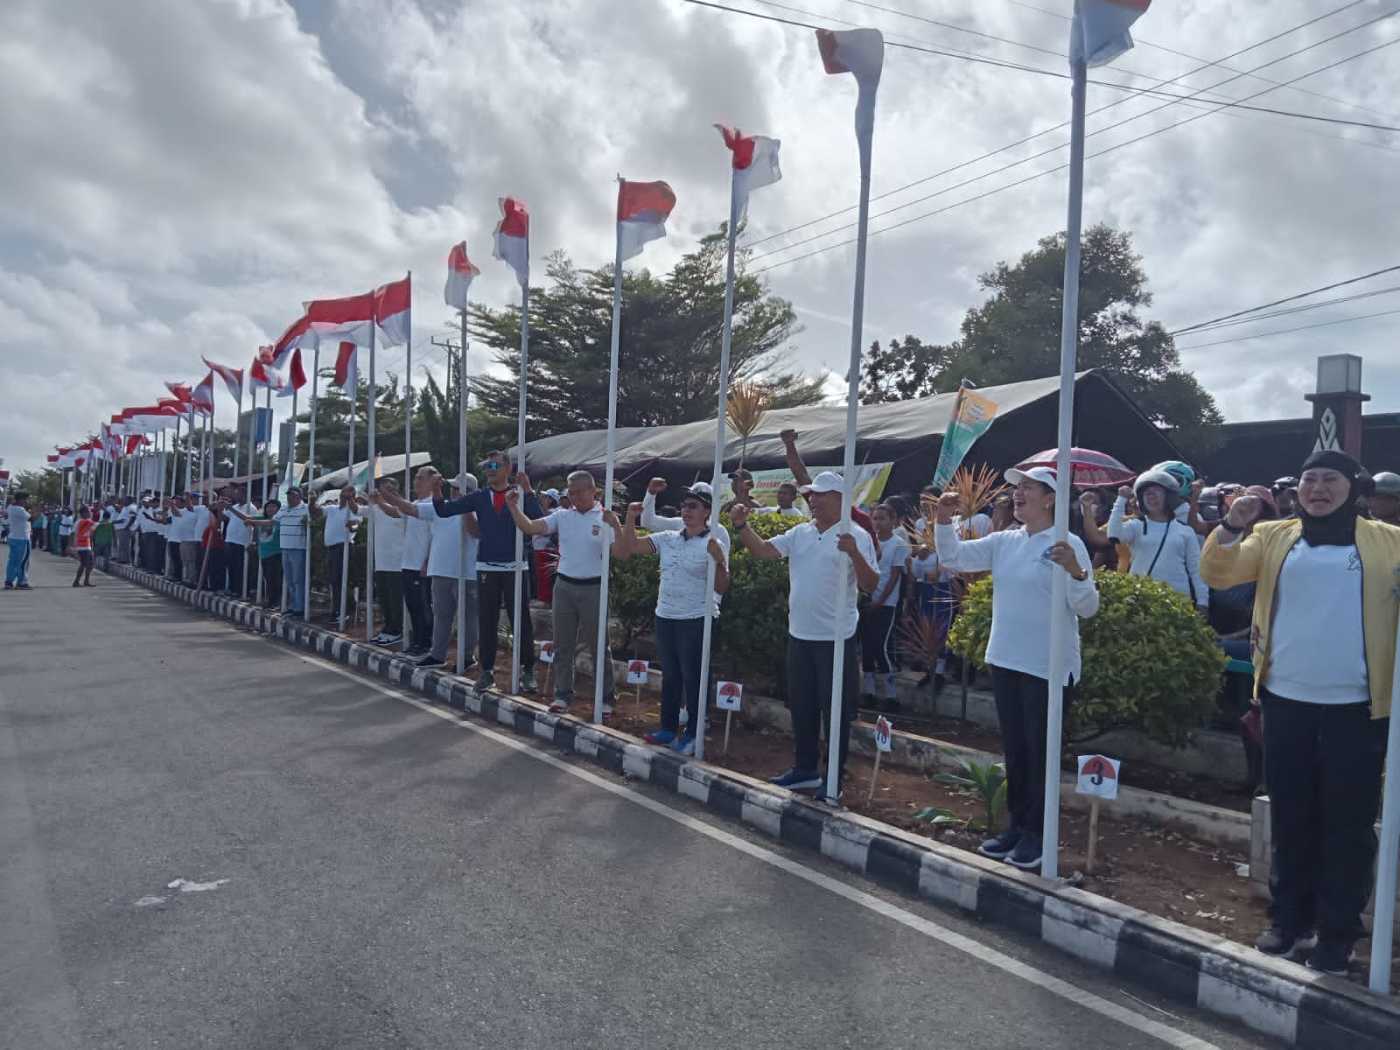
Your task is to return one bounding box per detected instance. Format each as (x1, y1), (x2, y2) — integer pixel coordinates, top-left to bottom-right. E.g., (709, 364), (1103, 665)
(482, 460), (501, 471)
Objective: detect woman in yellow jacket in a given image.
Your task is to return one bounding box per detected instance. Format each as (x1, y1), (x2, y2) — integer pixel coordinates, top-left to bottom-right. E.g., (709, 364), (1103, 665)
(1201, 449), (1396, 975)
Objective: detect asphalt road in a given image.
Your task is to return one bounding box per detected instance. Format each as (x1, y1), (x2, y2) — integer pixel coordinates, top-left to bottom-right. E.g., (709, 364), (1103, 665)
(0, 550), (1276, 1050)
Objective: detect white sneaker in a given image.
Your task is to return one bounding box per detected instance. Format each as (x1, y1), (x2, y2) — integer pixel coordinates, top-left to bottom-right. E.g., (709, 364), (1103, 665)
(378, 632), (403, 645)
(602, 701), (614, 717)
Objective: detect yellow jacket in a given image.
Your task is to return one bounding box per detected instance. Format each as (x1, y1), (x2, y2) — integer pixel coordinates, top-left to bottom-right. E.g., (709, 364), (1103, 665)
(1200, 517), (1400, 719)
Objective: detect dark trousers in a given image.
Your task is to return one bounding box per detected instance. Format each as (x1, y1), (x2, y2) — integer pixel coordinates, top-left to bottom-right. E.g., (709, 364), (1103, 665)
(167, 541), (182, 580)
(785, 635), (859, 781)
(201, 546), (225, 591)
(860, 605), (898, 674)
(991, 666), (1072, 837)
(375, 570), (403, 634)
(656, 616), (706, 734)
(1261, 691), (1388, 942)
(327, 543), (347, 621)
(260, 554), (282, 606)
(401, 570), (431, 651)
(478, 569), (533, 675)
(225, 544), (246, 596)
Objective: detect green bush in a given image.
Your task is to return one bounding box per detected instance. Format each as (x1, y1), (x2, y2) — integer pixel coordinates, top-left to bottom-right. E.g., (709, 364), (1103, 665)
(948, 571), (1225, 748)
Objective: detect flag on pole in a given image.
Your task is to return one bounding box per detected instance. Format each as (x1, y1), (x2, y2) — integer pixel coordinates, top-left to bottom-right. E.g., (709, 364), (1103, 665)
(277, 347), (308, 398)
(372, 274), (411, 347)
(165, 381), (193, 402)
(715, 126), (782, 221)
(931, 385), (1000, 487)
(249, 356), (285, 392)
(1070, 0), (1150, 67)
(444, 242), (480, 309)
(617, 180), (676, 260)
(816, 27), (884, 149)
(191, 372), (216, 415)
(202, 357), (244, 404)
(332, 341), (358, 389)
(493, 198), (530, 287)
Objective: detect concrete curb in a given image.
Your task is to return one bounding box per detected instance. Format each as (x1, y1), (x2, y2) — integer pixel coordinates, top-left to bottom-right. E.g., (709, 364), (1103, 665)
(107, 560), (1400, 1049)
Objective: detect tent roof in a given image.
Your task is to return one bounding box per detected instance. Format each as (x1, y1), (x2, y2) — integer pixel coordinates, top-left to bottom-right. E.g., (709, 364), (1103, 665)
(308, 452), (433, 493)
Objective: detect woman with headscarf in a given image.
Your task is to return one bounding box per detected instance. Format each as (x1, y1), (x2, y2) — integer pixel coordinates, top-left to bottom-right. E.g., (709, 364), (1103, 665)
(1201, 450), (1398, 975)
(1107, 468), (1208, 613)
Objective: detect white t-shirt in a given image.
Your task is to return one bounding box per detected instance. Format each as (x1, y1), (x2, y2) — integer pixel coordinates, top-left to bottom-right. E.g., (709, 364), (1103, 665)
(935, 523), (1099, 686)
(6, 505), (30, 541)
(168, 507), (195, 542)
(873, 532), (909, 607)
(769, 520), (878, 642)
(418, 499), (479, 579)
(273, 503), (310, 550)
(223, 504), (253, 546)
(759, 505), (806, 519)
(322, 505), (362, 547)
(400, 502), (432, 572)
(59, 514), (74, 536)
(1264, 542), (1368, 704)
(650, 527), (730, 620)
(190, 505), (213, 542)
(543, 506), (616, 579)
(1107, 498), (1207, 607)
(371, 505), (405, 569)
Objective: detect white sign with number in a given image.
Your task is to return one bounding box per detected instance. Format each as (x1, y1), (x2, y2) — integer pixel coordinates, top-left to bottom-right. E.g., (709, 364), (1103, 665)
(716, 681), (743, 711)
(626, 659), (649, 685)
(1076, 755), (1121, 800)
(874, 716), (893, 753)
(538, 641), (555, 665)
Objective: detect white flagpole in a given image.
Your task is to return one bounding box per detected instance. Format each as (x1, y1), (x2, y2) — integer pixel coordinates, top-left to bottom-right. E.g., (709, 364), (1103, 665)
(457, 306), (470, 676)
(305, 347), (319, 630)
(1041, 56), (1089, 881)
(824, 79), (879, 806)
(170, 414), (180, 495)
(255, 386), (265, 606)
(1371, 625), (1400, 989)
(594, 199), (624, 724)
(342, 354), (357, 632)
(244, 382), (257, 596)
(366, 322), (377, 642)
(512, 277), (530, 694)
(694, 174), (742, 762)
(184, 406), (194, 494)
(400, 290), (412, 654)
(286, 381), (299, 610)
(231, 382), (242, 496)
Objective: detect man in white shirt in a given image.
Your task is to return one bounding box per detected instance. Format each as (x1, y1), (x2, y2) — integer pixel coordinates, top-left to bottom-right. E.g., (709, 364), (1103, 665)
(5, 493), (32, 589)
(113, 497), (135, 564)
(508, 470), (621, 715)
(58, 509), (75, 556)
(368, 467), (437, 654)
(165, 493), (203, 586)
(221, 485), (255, 596)
(641, 477), (683, 533)
(367, 477), (407, 645)
(731, 470), (879, 794)
(232, 488), (311, 615)
(313, 486), (363, 627)
(764, 481), (807, 519)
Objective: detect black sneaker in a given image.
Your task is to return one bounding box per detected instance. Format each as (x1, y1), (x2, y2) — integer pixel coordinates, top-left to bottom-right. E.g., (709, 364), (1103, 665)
(1255, 925), (1314, 958)
(1006, 833), (1044, 869)
(978, 828), (1022, 860)
(1306, 939), (1353, 976)
(415, 654), (445, 668)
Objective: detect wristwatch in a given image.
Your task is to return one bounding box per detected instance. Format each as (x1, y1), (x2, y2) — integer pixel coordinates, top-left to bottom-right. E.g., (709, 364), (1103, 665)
(1218, 520), (1243, 536)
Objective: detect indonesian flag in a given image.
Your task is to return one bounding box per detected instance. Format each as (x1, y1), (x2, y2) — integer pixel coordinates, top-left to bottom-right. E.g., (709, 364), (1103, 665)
(47, 454), (59, 464)
(493, 198), (529, 288)
(277, 347), (308, 398)
(191, 372), (216, 415)
(249, 356), (285, 392)
(165, 381), (193, 402)
(816, 28), (884, 156)
(125, 434), (147, 456)
(333, 341), (358, 389)
(202, 356), (244, 404)
(617, 180), (676, 261)
(372, 274), (411, 347)
(444, 241), (480, 310)
(157, 397), (186, 413)
(1071, 0), (1150, 67)
(715, 126), (782, 221)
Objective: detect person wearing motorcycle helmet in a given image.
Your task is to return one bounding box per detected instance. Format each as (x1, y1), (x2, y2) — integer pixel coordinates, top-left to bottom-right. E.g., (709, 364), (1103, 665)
(1108, 468), (1208, 610)
(1272, 476), (1300, 518)
(1367, 470), (1400, 526)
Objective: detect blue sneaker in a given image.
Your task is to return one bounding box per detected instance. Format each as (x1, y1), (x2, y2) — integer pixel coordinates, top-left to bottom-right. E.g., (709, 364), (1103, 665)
(672, 733), (696, 756)
(770, 768), (823, 791)
(645, 729), (677, 747)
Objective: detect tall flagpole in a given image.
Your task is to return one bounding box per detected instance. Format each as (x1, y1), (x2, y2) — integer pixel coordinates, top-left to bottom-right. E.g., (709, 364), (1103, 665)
(1040, 56), (1088, 880)
(511, 276), (530, 694)
(400, 286), (412, 654)
(306, 347), (320, 631)
(593, 197), (624, 724)
(366, 321), (377, 642)
(341, 356), (357, 632)
(694, 176), (741, 762)
(457, 307), (470, 676)
(184, 406), (194, 493)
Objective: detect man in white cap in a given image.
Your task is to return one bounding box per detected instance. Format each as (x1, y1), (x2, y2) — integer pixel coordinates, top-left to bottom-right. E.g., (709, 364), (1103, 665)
(730, 470), (878, 793)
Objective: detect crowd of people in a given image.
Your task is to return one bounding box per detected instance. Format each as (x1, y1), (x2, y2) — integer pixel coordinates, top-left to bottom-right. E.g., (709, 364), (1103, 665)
(4, 434), (1396, 977)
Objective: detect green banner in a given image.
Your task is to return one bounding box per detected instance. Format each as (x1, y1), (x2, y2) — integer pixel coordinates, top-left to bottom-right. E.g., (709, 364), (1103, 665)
(932, 387), (999, 488)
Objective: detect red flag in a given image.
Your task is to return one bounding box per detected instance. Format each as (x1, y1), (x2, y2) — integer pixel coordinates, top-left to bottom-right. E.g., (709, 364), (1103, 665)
(288, 347), (307, 391)
(445, 242), (480, 310)
(493, 198), (530, 287)
(249, 356), (285, 392)
(202, 357), (244, 403)
(333, 341), (358, 389)
(373, 275), (411, 347)
(165, 381), (193, 402)
(191, 372), (216, 414)
(617, 180), (676, 260)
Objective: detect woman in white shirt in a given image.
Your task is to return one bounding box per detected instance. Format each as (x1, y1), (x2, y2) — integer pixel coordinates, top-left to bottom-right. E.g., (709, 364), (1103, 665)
(1106, 468), (1207, 611)
(614, 481), (730, 755)
(860, 504), (908, 711)
(314, 486), (362, 628)
(934, 466), (1099, 871)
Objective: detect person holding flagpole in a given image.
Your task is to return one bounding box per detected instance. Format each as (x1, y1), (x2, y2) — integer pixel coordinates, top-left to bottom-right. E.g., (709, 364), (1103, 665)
(445, 240), (480, 676)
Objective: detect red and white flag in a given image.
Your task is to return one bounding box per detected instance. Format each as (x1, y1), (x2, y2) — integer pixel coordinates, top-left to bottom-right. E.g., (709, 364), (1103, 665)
(373, 274), (411, 347)
(191, 372), (216, 415)
(493, 197), (530, 288)
(332, 341), (358, 390)
(444, 242), (480, 310)
(125, 434), (147, 456)
(1071, 0), (1150, 67)
(816, 27), (884, 154)
(715, 125), (782, 221)
(165, 381), (193, 402)
(202, 356), (244, 404)
(277, 347), (308, 398)
(617, 180), (676, 261)
(249, 356), (285, 392)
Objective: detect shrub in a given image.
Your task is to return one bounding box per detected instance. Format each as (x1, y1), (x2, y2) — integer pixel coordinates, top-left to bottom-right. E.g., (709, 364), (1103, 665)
(948, 571), (1225, 748)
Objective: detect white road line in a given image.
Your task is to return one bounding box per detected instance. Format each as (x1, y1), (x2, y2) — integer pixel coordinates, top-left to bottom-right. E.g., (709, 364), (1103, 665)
(287, 649), (1222, 1050)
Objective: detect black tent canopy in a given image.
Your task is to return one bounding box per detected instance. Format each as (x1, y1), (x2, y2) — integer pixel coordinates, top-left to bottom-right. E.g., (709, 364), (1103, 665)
(515, 369), (1179, 496)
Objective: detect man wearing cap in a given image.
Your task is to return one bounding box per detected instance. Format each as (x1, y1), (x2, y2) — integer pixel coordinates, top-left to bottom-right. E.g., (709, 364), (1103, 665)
(614, 481), (730, 754)
(431, 451), (541, 692)
(780, 428), (880, 546)
(1367, 471), (1400, 526)
(720, 468), (761, 515)
(934, 466), (1099, 870)
(731, 470), (879, 792)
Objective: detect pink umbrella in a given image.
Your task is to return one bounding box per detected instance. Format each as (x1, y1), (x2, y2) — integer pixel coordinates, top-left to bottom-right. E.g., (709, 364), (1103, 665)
(1015, 447), (1135, 488)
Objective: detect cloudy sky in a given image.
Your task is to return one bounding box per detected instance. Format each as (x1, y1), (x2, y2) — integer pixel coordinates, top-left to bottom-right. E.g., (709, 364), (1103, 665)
(4, 0), (1399, 473)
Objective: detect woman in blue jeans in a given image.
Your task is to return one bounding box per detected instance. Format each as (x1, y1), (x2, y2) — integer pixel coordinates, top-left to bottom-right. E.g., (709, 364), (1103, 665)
(613, 482), (730, 756)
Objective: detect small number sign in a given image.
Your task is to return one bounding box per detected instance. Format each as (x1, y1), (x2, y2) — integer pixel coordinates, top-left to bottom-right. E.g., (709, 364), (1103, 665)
(716, 681), (743, 711)
(539, 641), (556, 665)
(874, 716), (893, 753)
(626, 659), (650, 685)
(1076, 755), (1121, 800)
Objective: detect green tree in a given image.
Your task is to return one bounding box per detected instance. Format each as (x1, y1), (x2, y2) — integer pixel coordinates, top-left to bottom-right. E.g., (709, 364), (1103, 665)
(860, 335), (942, 404)
(868, 226), (1223, 458)
(470, 231), (824, 438)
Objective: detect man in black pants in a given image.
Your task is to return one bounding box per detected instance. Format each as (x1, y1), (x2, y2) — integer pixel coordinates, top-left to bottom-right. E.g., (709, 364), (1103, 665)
(432, 451), (541, 693)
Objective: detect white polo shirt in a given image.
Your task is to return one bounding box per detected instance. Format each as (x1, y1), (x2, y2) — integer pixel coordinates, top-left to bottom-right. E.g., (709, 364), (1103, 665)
(419, 500), (479, 579)
(224, 504), (253, 546)
(873, 531), (909, 607)
(650, 527), (730, 620)
(543, 506), (616, 579)
(371, 505), (405, 570)
(401, 502), (432, 572)
(322, 505), (362, 547)
(190, 504), (213, 542)
(168, 507), (196, 542)
(769, 520), (877, 642)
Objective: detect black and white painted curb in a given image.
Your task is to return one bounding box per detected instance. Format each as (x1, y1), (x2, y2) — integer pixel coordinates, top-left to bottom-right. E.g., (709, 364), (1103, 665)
(106, 560), (1400, 1050)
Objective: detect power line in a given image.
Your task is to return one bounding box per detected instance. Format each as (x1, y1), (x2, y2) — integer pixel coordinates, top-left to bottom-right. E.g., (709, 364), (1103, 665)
(1180, 284), (1400, 335)
(1175, 306), (1400, 352)
(1168, 264), (1400, 335)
